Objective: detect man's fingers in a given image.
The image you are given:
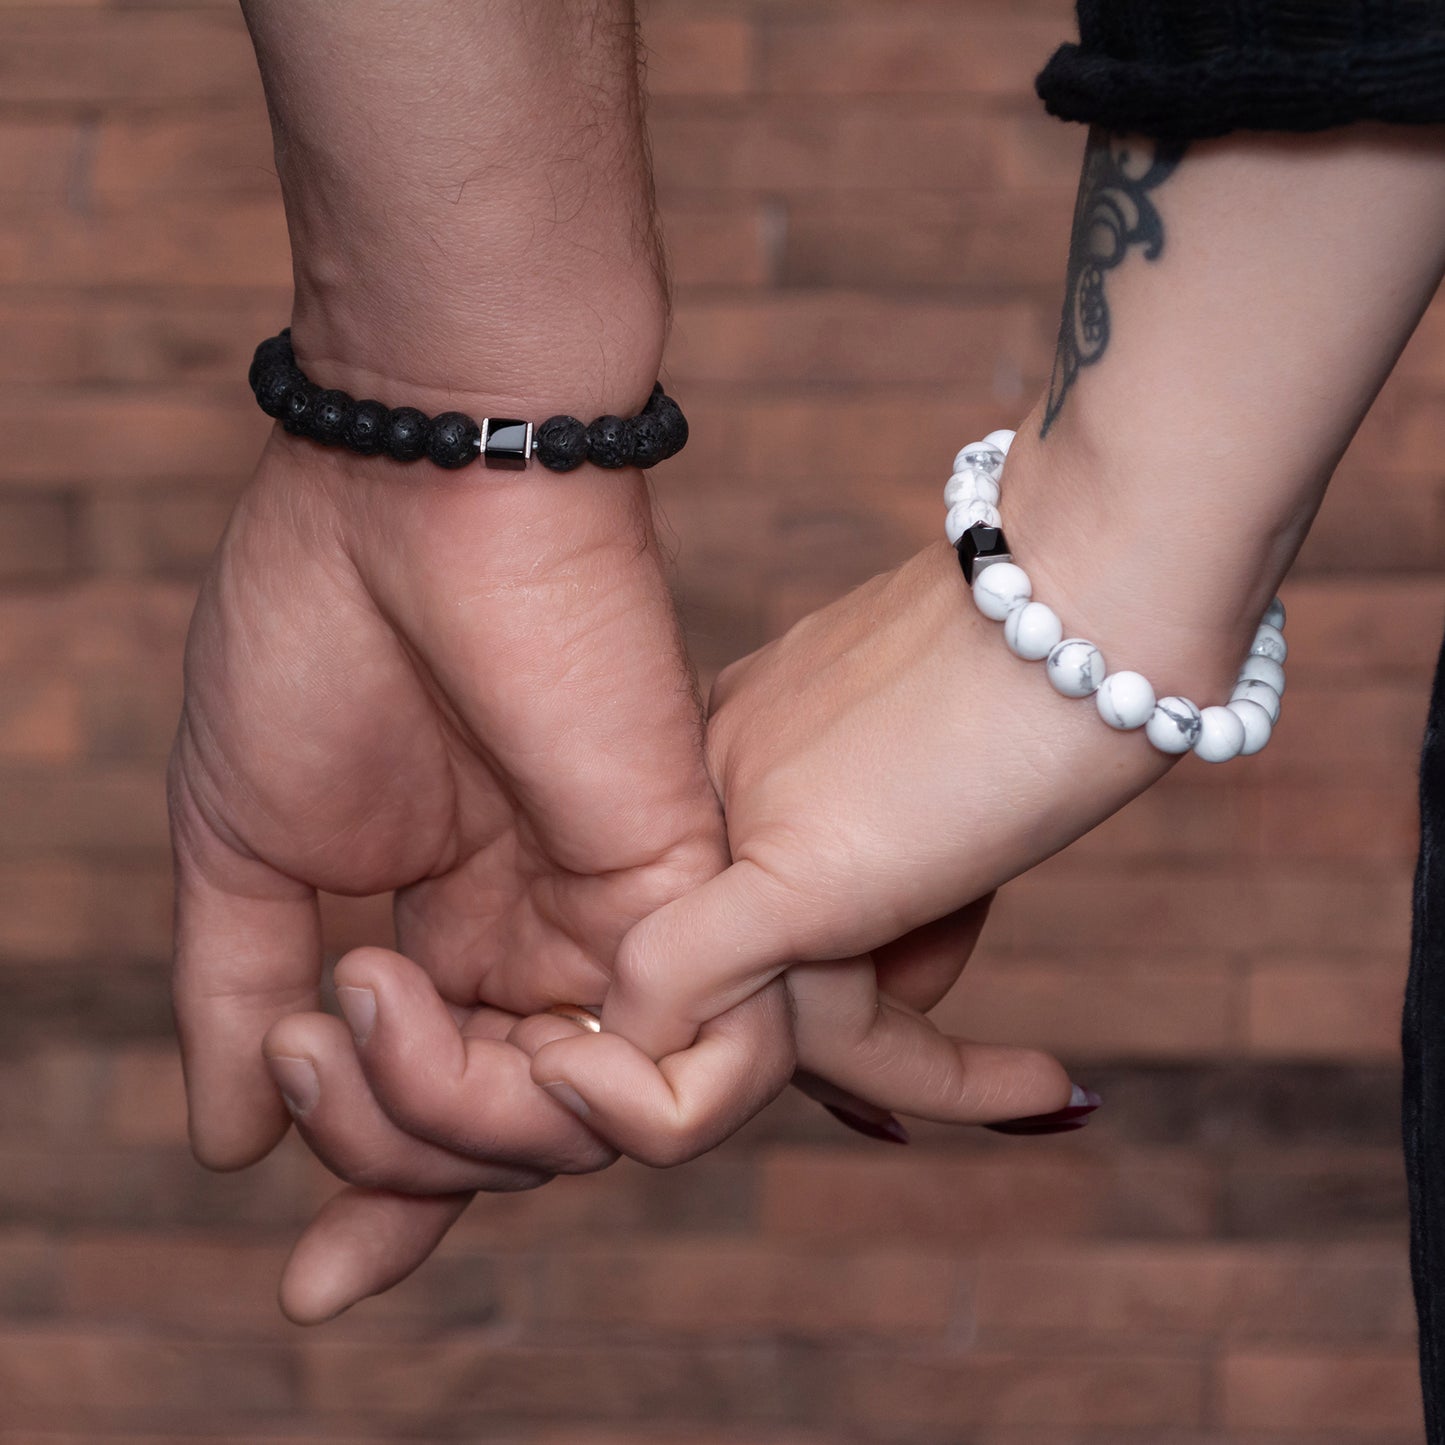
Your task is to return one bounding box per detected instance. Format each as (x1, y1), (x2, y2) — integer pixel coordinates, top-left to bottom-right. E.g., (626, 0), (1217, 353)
(527, 982), (795, 1167)
(170, 783), (323, 1171)
(872, 894), (996, 1013)
(790, 959), (1078, 1126)
(602, 858), (797, 1058)
(279, 1187), (474, 1326)
(263, 1011), (552, 1195)
(332, 947), (618, 1175)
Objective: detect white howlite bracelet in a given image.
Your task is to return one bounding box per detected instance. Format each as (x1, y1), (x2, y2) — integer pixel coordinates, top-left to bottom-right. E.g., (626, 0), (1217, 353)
(944, 428), (1286, 763)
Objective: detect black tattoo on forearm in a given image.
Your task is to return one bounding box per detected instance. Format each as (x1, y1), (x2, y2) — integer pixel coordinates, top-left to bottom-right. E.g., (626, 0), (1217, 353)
(1042, 130), (1187, 437)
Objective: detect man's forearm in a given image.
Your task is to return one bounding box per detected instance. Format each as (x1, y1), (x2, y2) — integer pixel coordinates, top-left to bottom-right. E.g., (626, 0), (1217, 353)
(1005, 125), (1445, 699)
(239, 0), (666, 416)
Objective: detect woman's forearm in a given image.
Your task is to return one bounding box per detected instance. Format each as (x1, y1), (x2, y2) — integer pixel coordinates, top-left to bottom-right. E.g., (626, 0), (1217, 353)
(1005, 125), (1445, 699)
(238, 0), (666, 415)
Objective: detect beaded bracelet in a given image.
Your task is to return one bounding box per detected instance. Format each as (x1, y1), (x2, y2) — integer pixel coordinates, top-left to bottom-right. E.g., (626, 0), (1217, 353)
(248, 329), (689, 473)
(944, 428), (1286, 763)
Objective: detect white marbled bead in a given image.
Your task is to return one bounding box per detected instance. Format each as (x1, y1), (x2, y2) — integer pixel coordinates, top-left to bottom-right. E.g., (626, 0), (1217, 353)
(1238, 653), (1286, 696)
(1231, 677), (1281, 725)
(1046, 638), (1105, 698)
(1194, 704), (1246, 763)
(1095, 670), (1156, 730)
(951, 443), (1005, 477)
(1263, 596), (1286, 630)
(1145, 696), (1202, 754)
(1003, 600), (1063, 661)
(1250, 622), (1288, 664)
(945, 498), (1002, 543)
(981, 428), (1016, 455)
(972, 561), (1032, 621)
(943, 470), (1001, 508)
(1228, 697), (1274, 756)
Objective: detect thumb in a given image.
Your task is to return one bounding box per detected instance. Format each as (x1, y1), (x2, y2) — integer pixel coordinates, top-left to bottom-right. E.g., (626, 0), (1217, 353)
(601, 857), (799, 1059)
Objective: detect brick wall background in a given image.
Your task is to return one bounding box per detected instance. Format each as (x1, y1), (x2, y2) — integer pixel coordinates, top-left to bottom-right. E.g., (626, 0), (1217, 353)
(1, 0), (1438, 1440)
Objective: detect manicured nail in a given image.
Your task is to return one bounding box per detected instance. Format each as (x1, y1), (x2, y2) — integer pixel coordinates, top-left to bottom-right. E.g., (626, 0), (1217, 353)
(985, 1084), (1101, 1136)
(823, 1104), (910, 1145)
(336, 985), (376, 1044)
(539, 1081), (590, 1119)
(269, 1055), (320, 1117)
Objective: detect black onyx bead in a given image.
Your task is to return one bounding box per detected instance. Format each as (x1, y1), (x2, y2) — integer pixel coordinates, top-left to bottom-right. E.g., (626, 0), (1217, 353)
(425, 410), (482, 469)
(281, 381), (320, 435)
(254, 364), (306, 419)
(955, 523), (1012, 584)
(629, 412), (669, 469)
(344, 399), (389, 456)
(309, 389), (352, 446)
(481, 418), (532, 471)
(534, 415), (588, 472)
(382, 406), (430, 462)
(585, 415), (634, 469)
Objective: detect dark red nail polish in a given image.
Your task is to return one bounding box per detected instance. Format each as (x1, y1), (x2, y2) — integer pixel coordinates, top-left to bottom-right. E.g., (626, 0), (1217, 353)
(985, 1086), (1101, 1136)
(824, 1103), (910, 1144)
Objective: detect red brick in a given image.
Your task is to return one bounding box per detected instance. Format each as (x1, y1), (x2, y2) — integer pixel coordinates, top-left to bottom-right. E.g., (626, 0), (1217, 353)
(1280, 577), (1445, 680)
(103, 1045), (187, 1147)
(760, 1149), (1215, 1241)
(0, 496), (71, 582)
(646, 14), (754, 97)
(0, 860), (172, 964)
(825, 1351), (1206, 1431)
(91, 112), (277, 198)
(0, 395), (266, 485)
(0, 677), (83, 765)
(0, 767), (168, 854)
(783, 189), (1073, 290)
(664, 196), (777, 287)
(79, 490), (234, 576)
(760, 14), (1064, 98)
(1245, 957), (1406, 1059)
(0, 1230), (56, 1317)
(0, 9), (261, 108)
(0, 199), (290, 290)
(935, 955), (1239, 1059)
(0, 122), (81, 198)
(668, 295), (1038, 387)
(532, 1241), (966, 1336)
(1222, 1349), (1422, 1432)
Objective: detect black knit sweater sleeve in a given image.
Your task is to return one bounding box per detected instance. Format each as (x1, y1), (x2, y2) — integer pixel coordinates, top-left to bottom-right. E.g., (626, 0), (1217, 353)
(1036, 0), (1445, 139)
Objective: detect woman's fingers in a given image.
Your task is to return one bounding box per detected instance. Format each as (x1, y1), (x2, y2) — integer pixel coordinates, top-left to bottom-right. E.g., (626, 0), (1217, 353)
(523, 981), (795, 1167)
(279, 1186), (474, 1326)
(789, 957), (1082, 1126)
(871, 894), (996, 1013)
(263, 1011), (552, 1195)
(330, 947), (618, 1176)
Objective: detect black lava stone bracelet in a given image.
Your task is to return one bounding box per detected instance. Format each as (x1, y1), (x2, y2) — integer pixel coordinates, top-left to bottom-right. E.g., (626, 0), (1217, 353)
(248, 329), (689, 473)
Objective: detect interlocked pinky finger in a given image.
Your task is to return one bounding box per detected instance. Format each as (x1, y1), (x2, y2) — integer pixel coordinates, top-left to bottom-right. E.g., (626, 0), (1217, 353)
(787, 958), (1081, 1127)
(264, 1011), (550, 1195)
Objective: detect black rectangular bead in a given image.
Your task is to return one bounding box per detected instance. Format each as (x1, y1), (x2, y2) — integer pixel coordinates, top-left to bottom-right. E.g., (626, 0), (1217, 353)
(955, 523), (1012, 584)
(482, 418), (533, 471)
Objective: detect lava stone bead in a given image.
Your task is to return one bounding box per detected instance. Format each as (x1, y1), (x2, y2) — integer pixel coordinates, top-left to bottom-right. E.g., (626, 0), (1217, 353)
(650, 398), (689, 460)
(382, 406), (430, 462)
(309, 389), (352, 446)
(254, 364), (306, 419)
(629, 412), (669, 469)
(425, 411), (482, 469)
(344, 399), (390, 456)
(249, 335), (295, 391)
(534, 415), (588, 472)
(281, 382), (320, 435)
(585, 415), (634, 469)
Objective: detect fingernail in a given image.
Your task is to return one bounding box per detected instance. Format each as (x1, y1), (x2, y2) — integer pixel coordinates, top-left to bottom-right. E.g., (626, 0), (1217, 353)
(985, 1084), (1101, 1136)
(823, 1104), (910, 1145)
(269, 1055), (320, 1117)
(539, 1080), (591, 1119)
(336, 985), (377, 1044)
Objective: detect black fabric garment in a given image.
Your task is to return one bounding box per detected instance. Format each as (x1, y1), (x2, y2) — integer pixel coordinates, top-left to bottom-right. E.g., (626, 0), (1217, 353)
(1038, 0), (1445, 137)
(1034, 3), (1445, 1438)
